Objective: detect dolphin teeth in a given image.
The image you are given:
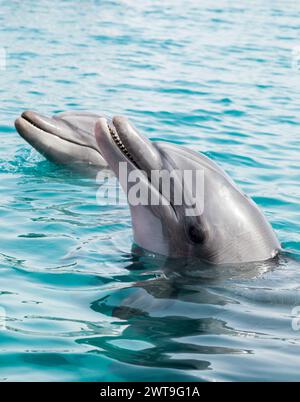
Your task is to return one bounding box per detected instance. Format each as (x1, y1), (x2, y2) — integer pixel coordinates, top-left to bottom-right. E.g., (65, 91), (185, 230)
(107, 122), (136, 164)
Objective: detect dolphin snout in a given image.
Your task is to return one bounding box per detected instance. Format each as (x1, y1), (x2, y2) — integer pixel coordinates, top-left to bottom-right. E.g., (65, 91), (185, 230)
(16, 110), (61, 137)
(95, 115), (162, 176)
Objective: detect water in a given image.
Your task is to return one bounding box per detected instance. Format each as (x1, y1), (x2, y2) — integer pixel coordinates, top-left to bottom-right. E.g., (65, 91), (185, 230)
(0, 0), (300, 381)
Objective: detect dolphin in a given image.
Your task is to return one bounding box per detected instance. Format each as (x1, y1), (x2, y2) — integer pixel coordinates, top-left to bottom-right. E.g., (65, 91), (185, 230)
(15, 110), (108, 172)
(95, 116), (281, 264)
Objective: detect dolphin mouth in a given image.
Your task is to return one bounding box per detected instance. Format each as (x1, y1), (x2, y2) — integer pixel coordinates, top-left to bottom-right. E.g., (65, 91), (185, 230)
(16, 111), (59, 137)
(15, 110), (99, 152)
(97, 117), (178, 218)
(103, 117), (159, 177)
(20, 112), (44, 131)
(106, 120), (140, 167)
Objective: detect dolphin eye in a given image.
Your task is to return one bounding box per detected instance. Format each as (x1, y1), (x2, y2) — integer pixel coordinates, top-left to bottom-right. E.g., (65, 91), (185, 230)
(188, 225), (205, 244)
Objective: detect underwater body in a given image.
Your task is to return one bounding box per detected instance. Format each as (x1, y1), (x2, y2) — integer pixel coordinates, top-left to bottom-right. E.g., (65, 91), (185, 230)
(1, 0), (300, 381)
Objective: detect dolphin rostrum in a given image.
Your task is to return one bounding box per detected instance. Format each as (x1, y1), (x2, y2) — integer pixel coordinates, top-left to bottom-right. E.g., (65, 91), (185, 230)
(15, 110), (108, 172)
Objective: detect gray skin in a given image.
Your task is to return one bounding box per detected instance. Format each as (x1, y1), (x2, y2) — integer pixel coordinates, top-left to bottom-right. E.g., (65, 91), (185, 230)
(15, 110), (108, 172)
(95, 116), (281, 264)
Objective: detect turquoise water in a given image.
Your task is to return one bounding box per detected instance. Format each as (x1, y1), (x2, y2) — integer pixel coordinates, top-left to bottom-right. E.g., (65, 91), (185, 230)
(1, 0), (300, 381)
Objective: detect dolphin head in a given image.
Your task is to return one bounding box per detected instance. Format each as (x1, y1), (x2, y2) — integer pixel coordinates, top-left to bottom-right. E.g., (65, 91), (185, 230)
(95, 116), (280, 264)
(15, 111), (107, 171)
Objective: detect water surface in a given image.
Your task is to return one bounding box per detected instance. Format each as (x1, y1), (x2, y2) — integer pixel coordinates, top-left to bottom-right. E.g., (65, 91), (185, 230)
(0, 0), (300, 381)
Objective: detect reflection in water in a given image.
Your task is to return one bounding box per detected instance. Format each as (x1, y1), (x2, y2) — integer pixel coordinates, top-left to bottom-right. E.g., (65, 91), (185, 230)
(79, 253), (280, 374)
